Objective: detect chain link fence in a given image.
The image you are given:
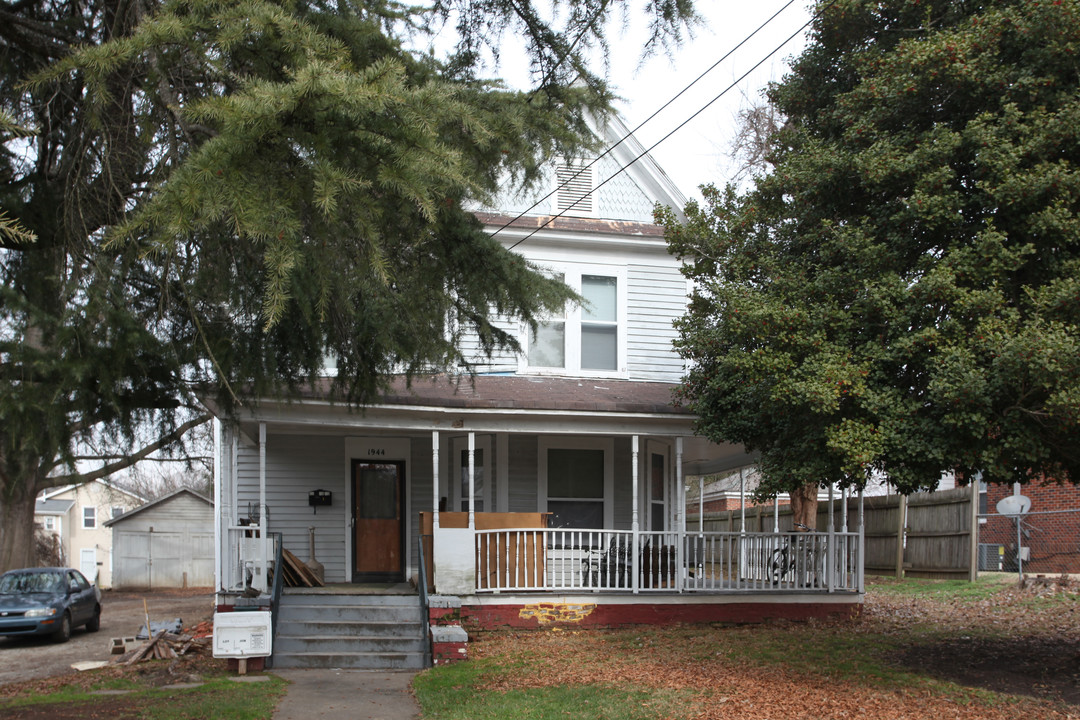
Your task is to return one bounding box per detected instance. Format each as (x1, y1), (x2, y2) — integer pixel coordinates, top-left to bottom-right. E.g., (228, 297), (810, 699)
(978, 509), (1080, 574)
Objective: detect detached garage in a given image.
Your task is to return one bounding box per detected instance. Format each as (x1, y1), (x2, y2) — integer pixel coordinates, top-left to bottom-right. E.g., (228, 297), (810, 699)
(106, 489), (214, 589)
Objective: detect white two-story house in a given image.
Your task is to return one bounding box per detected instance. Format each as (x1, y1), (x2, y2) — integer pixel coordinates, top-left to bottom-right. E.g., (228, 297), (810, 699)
(207, 115), (864, 668)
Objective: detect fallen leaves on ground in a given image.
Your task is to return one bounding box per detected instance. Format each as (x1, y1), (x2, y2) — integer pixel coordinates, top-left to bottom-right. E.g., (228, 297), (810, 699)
(469, 576), (1080, 720)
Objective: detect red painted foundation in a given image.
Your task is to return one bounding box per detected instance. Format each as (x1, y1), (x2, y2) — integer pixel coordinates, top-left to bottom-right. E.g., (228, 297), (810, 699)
(432, 641), (468, 664)
(459, 600), (861, 630)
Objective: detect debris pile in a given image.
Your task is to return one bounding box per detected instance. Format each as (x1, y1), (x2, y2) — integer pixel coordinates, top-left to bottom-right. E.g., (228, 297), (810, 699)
(280, 547), (324, 587)
(111, 624), (212, 665)
(1018, 573), (1077, 597)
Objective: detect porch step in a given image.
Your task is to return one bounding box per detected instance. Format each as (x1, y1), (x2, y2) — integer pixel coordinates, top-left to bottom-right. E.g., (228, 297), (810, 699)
(272, 593), (429, 670)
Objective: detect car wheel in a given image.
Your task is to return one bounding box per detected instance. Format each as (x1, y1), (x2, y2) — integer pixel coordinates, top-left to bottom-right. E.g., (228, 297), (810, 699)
(53, 611), (72, 643)
(85, 606), (101, 633)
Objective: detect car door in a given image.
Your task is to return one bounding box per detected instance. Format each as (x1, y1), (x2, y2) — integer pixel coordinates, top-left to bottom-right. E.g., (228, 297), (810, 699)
(66, 571), (94, 623)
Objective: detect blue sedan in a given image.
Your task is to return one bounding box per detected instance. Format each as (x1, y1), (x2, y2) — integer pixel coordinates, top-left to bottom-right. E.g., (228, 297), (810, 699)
(0, 568), (102, 643)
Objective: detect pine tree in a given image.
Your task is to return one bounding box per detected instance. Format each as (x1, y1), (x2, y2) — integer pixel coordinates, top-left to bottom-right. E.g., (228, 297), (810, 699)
(0, 0), (698, 571)
(662, 0), (1080, 523)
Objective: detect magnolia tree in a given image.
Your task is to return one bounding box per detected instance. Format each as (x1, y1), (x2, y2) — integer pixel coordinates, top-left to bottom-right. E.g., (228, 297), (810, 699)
(661, 0), (1080, 528)
(0, 0), (699, 571)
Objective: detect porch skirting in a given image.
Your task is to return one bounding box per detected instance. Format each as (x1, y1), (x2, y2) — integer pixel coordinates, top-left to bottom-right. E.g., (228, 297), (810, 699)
(446, 592), (863, 630)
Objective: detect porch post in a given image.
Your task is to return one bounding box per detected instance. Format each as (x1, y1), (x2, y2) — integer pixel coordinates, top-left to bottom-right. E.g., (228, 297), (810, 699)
(213, 418), (223, 593)
(773, 496), (779, 533)
(858, 490), (866, 593)
(675, 437), (684, 592)
(632, 435), (639, 594)
(467, 432), (476, 530)
(256, 422), (268, 593)
(432, 431), (440, 530)
(827, 483), (836, 593)
(698, 475), (704, 533)
(739, 468), (746, 532)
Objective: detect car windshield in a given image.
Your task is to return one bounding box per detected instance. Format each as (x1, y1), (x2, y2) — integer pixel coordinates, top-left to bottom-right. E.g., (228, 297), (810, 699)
(0, 572), (64, 594)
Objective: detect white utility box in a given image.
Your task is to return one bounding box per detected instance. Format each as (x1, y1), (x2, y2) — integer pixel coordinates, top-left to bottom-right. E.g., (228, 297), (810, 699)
(212, 610), (272, 658)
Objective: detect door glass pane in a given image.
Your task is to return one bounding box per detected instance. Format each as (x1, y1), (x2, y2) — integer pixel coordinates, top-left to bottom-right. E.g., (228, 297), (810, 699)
(357, 465), (398, 519)
(582, 275), (616, 321)
(581, 325), (616, 370)
(530, 321), (565, 367)
(459, 448), (484, 512)
(651, 454), (665, 501)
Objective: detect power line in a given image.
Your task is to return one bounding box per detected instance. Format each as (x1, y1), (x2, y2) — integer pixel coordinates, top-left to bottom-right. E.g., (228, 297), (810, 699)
(496, 1), (817, 252)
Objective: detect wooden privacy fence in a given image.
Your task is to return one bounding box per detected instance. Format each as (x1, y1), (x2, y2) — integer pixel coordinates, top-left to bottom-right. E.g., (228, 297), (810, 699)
(688, 485), (977, 580)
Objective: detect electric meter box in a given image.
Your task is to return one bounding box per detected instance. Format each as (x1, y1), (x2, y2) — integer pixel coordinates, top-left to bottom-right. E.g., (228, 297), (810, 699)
(212, 610), (272, 658)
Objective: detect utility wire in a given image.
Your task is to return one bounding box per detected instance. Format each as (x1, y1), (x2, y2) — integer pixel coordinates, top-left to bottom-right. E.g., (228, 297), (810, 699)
(495, 1), (815, 251)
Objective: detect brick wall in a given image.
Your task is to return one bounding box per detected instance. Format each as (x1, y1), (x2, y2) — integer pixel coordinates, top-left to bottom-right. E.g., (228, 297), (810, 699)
(981, 480), (1080, 573)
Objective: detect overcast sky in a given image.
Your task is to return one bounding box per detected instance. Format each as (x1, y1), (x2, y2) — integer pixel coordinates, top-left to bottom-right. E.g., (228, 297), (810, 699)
(602, 1), (813, 203)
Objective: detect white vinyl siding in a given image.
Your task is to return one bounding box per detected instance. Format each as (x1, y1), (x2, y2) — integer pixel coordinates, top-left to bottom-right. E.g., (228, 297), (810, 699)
(236, 435), (348, 583)
(626, 263), (687, 382)
(456, 314), (519, 372)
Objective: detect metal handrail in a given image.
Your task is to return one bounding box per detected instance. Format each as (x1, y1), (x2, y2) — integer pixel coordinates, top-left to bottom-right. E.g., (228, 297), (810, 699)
(265, 532), (284, 669)
(417, 534), (433, 668)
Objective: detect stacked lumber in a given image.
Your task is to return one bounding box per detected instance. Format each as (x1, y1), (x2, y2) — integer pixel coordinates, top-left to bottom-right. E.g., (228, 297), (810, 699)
(280, 548), (324, 587)
(112, 628), (212, 665)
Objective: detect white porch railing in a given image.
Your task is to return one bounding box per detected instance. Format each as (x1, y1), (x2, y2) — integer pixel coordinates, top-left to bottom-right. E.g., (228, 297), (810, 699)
(474, 528), (862, 594)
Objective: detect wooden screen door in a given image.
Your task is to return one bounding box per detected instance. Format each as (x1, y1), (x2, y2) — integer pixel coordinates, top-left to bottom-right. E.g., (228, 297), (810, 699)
(352, 460), (405, 582)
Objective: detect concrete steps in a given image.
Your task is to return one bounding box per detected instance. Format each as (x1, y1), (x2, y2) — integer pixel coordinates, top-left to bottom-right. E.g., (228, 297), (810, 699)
(272, 593), (429, 670)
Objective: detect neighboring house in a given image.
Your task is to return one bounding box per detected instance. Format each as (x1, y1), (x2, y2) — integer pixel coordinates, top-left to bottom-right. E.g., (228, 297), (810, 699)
(105, 489), (215, 590)
(208, 115), (866, 664)
(35, 480), (145, 589)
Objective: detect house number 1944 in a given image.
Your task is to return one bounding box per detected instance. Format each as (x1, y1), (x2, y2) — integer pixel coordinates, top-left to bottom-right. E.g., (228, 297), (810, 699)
(367, 448), (386, 456)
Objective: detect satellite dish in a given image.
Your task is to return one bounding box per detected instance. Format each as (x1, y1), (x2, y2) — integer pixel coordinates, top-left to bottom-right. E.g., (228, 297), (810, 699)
(996, 495), (1032, 517)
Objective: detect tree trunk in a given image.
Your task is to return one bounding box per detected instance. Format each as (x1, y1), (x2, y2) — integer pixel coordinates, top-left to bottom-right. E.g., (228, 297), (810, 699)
(790, 482), (818, 530)
(0, 480), (39, 572)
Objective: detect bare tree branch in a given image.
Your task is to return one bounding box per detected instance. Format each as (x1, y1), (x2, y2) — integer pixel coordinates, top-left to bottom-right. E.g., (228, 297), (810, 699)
(42, 413), (211, 491)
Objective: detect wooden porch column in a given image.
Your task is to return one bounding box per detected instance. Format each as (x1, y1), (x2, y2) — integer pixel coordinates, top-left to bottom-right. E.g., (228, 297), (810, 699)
(256, 422), (268, 593)
(827, 483), (836, 593)
(632, 435), (639, 594)
(738, 468), (746, 532)
(675, 438), (684, 534)
(698, 475), (704, 533)
(858, 490), (866, 593)
(213, 418), (223, 593)
(467, 432), (476, 530)
(432, 431), (440, 531)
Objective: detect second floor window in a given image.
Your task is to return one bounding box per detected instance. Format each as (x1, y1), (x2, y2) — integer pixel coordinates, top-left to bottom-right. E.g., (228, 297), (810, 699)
(526, 266), (624, 375)
(82, 506), (96, 529)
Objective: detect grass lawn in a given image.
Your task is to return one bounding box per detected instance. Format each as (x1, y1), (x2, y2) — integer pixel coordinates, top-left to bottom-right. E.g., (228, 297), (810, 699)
(0, 657), (288, 720)
(413, 575), (1080, 719)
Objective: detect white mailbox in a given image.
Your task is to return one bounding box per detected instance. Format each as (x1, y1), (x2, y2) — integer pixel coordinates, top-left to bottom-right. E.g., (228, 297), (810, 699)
(212, 610), (272, 658)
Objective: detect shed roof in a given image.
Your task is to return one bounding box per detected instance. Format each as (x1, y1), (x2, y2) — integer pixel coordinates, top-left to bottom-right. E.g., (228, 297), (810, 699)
(104, 488), (212, 527)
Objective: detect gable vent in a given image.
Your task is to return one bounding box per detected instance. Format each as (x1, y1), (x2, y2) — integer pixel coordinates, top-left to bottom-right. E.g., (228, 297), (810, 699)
(555, 161), (594, 216)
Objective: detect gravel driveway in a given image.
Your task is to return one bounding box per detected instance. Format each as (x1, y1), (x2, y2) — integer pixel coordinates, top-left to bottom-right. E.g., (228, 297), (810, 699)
(0, 588), (215, 686)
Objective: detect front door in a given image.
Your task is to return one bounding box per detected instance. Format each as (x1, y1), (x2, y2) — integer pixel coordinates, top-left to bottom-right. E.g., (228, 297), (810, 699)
(352, 460), (405, 582)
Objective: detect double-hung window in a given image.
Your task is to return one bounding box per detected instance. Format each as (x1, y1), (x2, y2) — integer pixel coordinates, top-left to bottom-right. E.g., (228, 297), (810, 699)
(525, 265), (625, 375)
(82, 506), (96, 529)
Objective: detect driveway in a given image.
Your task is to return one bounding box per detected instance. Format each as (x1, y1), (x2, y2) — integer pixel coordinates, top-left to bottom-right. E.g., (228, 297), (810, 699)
(0, 588), (215, 686)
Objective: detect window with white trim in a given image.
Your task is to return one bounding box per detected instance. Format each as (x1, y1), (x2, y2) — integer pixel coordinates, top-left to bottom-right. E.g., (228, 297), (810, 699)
(43, 516), (56, 532)
(82, 506), (96, 529)
(525, 265), (625, 376)
(540, 437), (614, 531)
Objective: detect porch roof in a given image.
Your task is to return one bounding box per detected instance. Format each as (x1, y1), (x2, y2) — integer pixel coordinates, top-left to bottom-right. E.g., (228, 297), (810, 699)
(352, 374), (689, 415)
(213, 374), (755, 474)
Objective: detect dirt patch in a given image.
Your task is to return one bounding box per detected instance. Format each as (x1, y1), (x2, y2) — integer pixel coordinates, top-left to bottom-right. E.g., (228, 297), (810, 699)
(0, 588), (215, 687)
(897, 634), (1080, 705)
